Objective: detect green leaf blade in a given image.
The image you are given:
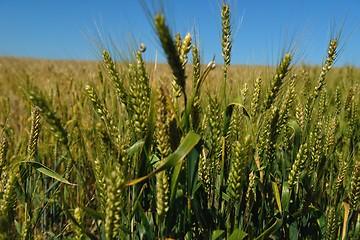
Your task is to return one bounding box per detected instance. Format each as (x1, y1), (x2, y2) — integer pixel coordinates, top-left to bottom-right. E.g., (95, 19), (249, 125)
(21, 161), (75, 185)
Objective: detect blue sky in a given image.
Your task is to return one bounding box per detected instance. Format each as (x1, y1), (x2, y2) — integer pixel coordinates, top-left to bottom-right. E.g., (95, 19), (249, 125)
(0, 0), (359, 66)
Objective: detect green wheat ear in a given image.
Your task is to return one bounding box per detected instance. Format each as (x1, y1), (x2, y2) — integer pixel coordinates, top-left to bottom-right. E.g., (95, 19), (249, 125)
(102, 50), (128, 107)
(244, 171), (256, 222)
(207, 96), (222, 175)
(93, 157), (107, 212)
(251, 76), (262, 117)
(155, 87), (172, 158)
(180, 32), (192, 66)
(258, 106), (280, 165)
(85, 84), (120, 147)
(263, 53), (292, 111)
(0, 167), (18, 237)
(156, 170), (169, 223)
(0, 137), (8, 179)
(228, 135), (251, 203)
(191, 45), (201, 130)
(288, 143), (308, 189)
(170, 32), (191, 99)
(221, 2), (232, 67)
(73, 207), (86, 240)
(325, 206), (337, 240)
(314, 39), (338, 99)
(105, 164), (126, 240)
(304, 38), (338, 134)
(349, 163), (360, 211)
(332, 153), (347, 203)
(228, 141), (243, 201)
(128, 51), (151, 139)
(154, 13), (186, 100)
(27, 106), (41, 160)
(175, 32), (182, 54)
(221, 2), (232, 106)
(198, 148), (209, 194)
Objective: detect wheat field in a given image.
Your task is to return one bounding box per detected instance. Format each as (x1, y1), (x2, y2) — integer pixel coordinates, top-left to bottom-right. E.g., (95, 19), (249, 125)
(0, 3), (359, 240)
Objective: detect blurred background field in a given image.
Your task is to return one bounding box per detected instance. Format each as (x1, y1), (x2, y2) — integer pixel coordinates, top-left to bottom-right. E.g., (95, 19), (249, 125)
(1, 55), (358, 137)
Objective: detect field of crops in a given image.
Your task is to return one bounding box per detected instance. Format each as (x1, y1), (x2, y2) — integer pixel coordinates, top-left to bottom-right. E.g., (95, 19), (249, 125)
(0, 3), (359, 240)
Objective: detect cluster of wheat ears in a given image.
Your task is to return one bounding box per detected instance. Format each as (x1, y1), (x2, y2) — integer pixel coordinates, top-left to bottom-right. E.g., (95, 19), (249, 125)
(0, 2), (359, 239)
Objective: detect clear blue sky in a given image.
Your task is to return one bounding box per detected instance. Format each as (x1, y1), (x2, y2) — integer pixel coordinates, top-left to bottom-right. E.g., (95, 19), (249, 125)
(1, 0), (359, 66)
